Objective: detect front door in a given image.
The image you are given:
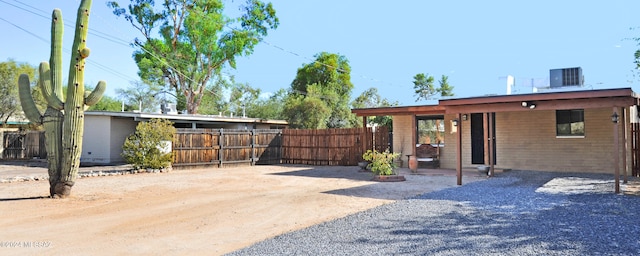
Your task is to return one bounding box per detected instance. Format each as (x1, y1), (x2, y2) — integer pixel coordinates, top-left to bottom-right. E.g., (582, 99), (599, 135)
(470, 113), (496, 164)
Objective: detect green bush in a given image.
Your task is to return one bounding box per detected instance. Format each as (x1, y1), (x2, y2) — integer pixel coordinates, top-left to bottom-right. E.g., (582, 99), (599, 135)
(362, 149), (400, 176)
(122, 118), (176, 170)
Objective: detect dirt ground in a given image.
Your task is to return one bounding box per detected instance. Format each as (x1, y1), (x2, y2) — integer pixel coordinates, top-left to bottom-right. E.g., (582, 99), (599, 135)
(0, 164), (483, 255)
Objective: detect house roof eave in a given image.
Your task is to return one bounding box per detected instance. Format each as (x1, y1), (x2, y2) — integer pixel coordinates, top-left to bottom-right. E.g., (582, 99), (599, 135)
(351, 105), (445, 116)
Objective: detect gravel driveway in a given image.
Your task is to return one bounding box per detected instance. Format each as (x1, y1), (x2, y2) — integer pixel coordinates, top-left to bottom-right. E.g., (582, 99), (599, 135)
(228, 170), (640, 255)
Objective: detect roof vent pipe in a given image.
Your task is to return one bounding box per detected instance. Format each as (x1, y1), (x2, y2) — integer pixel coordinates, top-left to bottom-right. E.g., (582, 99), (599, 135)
(506, 75), (514, 95)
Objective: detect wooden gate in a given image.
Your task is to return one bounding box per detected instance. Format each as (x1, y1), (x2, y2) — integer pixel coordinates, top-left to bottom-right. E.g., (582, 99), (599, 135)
(172, 129), (282, 167)
(2, 131), (46, 159)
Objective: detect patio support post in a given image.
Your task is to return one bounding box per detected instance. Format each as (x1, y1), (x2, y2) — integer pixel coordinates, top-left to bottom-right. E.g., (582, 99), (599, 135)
(622, 109), (628, 183)
(412, 114), (417, 158)
(488, 113), (495, 177)
(613, 107), (620, 194)
(456, 113), (462, 185)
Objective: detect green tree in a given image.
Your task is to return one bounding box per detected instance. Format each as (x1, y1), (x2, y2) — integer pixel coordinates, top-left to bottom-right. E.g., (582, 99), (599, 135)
(248, 88), (287, 120)
(413, 73), (436, 101)
(108, 0), (279, 114)
(0, 60), (37, 125)
(351, 87), (398, 129)
(283, 85), (331, 129)
(228, 82), (261, 117)
(196, 75), (232, 115)
(413, 73), (455, 101)
(87, 94), (122, 111)
(438, 75), (454, 97)
(116, 81), (162, 112)
(289, 52), (355, 128)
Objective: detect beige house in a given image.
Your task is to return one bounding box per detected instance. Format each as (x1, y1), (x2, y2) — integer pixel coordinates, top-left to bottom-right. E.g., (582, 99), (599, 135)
(82, 111), (288, 164)
(353, 88), (639, 193)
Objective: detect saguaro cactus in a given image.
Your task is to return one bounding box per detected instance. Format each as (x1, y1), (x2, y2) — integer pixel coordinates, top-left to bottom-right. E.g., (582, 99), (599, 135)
(18, 0), (105, 198)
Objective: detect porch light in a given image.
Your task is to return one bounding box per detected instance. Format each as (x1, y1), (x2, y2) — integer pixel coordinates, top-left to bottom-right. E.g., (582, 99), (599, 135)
(462, 114), (468, 121)
(452, 119), (459, 126)
(521, 101), (536, 109)
(611, 112), (619, 123)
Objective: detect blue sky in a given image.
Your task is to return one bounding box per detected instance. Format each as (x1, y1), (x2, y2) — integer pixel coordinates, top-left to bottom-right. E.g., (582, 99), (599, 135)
(1, 0), (639, 106)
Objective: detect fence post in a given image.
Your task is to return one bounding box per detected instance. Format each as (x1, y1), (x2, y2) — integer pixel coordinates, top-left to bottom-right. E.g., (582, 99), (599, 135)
(0, 130), (3, 158)
(251, 129), (256, 166)
(219, 128), (224, 168)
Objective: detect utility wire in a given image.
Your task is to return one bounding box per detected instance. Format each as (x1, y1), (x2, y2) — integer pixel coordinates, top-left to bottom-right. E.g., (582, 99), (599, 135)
(1, 0), (137, 82)
(4, 0), (400, 98)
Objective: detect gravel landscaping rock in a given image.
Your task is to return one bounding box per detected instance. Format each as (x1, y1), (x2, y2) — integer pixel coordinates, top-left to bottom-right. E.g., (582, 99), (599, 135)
(228, 170), (640, 256)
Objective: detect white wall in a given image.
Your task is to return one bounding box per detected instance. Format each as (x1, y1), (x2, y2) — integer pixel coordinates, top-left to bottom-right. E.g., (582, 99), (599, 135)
(81, 115), (112, 163)
(110, 117), (138, 163)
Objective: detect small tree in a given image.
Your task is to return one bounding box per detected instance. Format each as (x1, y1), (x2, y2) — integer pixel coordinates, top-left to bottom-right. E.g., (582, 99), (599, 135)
(122, 119), (176, 170)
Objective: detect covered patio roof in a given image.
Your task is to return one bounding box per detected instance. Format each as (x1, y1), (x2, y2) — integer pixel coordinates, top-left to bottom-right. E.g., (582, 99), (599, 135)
(352, 88), (638, 116)
(440, 87), (638, 114)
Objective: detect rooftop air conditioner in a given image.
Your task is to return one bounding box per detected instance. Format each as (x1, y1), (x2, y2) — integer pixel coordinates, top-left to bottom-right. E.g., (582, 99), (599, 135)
(550, 67), (583, 88)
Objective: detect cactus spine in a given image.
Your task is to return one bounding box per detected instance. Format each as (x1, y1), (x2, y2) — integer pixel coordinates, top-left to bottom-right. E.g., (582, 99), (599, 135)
(18, 0), (106, 198)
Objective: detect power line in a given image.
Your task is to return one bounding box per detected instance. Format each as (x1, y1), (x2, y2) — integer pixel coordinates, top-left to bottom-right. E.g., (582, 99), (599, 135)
(1, 0), (136, 82)
(0, 16), (136, 82)
(4, 0), (402, 97)
(0, 16), (49, 44)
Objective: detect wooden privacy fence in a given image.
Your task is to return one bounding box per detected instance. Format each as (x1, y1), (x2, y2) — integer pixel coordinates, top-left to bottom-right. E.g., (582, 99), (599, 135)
(172, 128), (282, 167)
(1, 131), (47, 159)
(172, 126), (389, 167)
(281, 126), (389, 166)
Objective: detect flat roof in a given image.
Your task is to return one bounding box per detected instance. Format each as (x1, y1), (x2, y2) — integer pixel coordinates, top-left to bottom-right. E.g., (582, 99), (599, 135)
(351, 88), (639, 116)
(85, 111), (288, 125)
(440, 87), (636, 106)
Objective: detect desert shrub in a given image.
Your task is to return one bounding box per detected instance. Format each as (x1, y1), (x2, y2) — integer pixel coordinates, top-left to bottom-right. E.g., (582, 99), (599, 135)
(122, 118), (176, 169)
(362, 149), (400, 175)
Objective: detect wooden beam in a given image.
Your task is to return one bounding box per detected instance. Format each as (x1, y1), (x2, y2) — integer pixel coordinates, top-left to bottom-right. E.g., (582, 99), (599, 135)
(445, 97), (636, 114)
(412, 115), (417, 157)
(623, 108), (628, 183)
(352, 105), (445, 116)
(456, 113), (462, 186)
(613, 107), (620, 194)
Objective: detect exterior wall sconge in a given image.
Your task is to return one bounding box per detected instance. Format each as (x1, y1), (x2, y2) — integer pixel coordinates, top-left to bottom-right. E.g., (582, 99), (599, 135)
(462, 114), (468, 121)
(450, 119), (459, 134)
(611, 112), (619, 123)
(521, 101), (536, 109)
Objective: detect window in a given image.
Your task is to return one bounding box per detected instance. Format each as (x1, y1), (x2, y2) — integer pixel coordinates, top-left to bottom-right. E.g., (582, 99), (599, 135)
(556, 109), (584, 137)
(416, 116), (445, 145)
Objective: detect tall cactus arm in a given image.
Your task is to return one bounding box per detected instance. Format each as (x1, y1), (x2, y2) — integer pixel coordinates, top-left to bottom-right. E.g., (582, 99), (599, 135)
(59, 0), (94, 192)
(85, 80), (106, 106)
(38, 62), (64, 110)
(64, 0), (92, 108)
(50, 9), (64, 101)
(18, 74), (43, 124)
